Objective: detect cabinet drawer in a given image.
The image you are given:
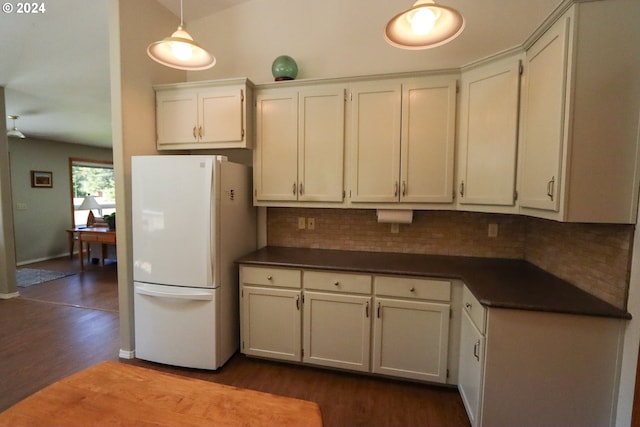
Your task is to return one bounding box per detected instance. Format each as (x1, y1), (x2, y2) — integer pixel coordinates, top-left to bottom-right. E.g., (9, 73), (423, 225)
(240, 266), (301, 289)
(374, 276), (451, 302)
(303, 270), (371, 294)
(462, 285), (486, 333)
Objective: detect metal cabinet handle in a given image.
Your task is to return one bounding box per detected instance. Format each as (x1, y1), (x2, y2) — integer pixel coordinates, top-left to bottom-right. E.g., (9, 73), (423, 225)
(547, 176), (555, 201)
(292, 182), (297, 196)
(299, 182), (304, 196)
(295, 294), (300, 310)
(365, 301), (369, 318)
(473, 340), (480, 361)
(394, 181), (399, 197)
(267, 275), (273, 281)
(402, 181), (407, 197)
(465, 302), (472, 310)
(377, 302), (381, 318)
(409, 286), (415, 293)
(333, 281), (340, 287)
(198, 126), (203, 138)
(192, 126), (197, 139)
(460, 180), (465, 197)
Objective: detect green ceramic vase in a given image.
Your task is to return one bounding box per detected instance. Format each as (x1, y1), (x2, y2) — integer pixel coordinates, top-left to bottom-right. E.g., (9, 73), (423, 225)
(271, 55), (298, 81)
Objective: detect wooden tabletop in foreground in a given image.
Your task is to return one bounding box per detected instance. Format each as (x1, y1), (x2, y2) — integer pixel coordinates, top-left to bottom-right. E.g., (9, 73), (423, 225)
(0, 361), (323, 427)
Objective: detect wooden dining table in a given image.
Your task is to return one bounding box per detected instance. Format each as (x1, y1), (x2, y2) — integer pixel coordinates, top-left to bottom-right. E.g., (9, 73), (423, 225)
(0, 361), (323, 426)
(67, 227), (116, 270)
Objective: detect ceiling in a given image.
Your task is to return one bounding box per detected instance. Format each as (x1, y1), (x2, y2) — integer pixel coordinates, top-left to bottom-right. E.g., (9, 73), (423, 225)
(0, 0), (563, 149)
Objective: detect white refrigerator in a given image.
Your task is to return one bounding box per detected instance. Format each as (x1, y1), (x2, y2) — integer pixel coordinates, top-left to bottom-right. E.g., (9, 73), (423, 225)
(132, 155), (256, 370)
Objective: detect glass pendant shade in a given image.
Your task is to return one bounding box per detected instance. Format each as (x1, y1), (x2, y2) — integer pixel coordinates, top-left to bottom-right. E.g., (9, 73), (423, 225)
(384, 0), (465, 50)
(147, 25), (216, 71)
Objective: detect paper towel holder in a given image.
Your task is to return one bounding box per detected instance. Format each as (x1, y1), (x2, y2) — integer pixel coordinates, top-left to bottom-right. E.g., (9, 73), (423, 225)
(376, 209), (413, 224)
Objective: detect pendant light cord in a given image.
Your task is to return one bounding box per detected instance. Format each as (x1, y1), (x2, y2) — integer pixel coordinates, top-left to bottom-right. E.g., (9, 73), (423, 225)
(180, 0), (184, 26)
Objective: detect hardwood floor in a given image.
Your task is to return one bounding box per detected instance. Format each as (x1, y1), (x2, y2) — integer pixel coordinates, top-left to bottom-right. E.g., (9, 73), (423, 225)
(1, 256), (471, 426)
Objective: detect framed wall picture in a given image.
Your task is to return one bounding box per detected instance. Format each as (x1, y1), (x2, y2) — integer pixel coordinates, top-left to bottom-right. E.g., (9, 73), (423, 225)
(31, 170), (53, 188)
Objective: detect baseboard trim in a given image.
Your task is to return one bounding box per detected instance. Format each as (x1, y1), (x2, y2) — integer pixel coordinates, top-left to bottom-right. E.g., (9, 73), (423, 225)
(16, 253), (69, 266)
(0, 292), (20, 299)
(119, 349), (135, 359)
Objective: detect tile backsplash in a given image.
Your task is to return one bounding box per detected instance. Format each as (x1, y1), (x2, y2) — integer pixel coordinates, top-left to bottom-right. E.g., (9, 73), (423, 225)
(267, 207), (634, 309)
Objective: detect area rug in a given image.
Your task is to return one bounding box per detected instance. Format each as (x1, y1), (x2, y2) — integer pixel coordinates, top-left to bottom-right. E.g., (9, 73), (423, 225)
(16, 268), (75, 287)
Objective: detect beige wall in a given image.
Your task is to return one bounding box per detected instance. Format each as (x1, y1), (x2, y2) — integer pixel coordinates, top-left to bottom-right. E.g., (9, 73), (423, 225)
(109, 0), (185, 355)
(8, 138), (112, 264)
(0, 87), (17, 298)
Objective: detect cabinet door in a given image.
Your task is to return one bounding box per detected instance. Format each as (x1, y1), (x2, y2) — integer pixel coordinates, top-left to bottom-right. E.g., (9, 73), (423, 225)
(373, 298), (450, 383)
(459, 57), (520, 206)
(303, 291), (371, 372)
(199, 88), (244, 144)
(458, 309), (484, 427)
(254, 90), (299, 201)
(298, 85), (345, 202)
(350, 81), (402, 202)
(241, 287), (301, 362)
(400, 79), (456, 203)
(518, 14), (571, 211)
(156, 89), (198, 146)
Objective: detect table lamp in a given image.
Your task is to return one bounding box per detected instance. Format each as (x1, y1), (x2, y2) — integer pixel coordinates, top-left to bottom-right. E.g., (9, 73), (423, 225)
(79, 195), (102, 226)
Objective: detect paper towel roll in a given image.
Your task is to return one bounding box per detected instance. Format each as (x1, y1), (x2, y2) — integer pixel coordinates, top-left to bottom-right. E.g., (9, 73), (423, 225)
(376, 209), (413, 224)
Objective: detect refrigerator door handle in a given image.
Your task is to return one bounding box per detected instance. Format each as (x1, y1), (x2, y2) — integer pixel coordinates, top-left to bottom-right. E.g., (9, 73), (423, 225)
(135, 284), (214, 301)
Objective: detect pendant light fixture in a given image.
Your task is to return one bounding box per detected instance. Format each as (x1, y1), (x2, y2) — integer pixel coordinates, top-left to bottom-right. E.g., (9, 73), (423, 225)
(384, 0), (465, 50)
(147, 0), (216, 70)
(7, 115), (25, 139)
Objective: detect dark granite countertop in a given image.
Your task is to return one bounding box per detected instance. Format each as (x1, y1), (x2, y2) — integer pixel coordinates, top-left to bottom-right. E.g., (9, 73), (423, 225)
(236, 246), (631, 320)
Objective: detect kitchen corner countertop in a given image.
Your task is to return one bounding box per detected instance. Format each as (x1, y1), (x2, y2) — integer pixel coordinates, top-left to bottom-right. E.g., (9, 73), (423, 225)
(236, 246), (631, 320)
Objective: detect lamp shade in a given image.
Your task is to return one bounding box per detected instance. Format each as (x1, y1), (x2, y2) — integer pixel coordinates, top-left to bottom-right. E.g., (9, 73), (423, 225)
(384, 0), (465, 50)
(79, 195), (102, 211)
(147, 25), (216, 71)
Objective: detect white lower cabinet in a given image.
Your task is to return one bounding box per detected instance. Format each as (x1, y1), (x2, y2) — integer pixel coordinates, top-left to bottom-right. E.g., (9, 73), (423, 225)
(458, 305), (484, 426)
(240, 287), (301, 362)
(372, 276), (451, 383)
(303, 291), (371, 372)
(240, 265), (452, 383)
(458, 285), (625, 427)
(239, 266), (302, 362)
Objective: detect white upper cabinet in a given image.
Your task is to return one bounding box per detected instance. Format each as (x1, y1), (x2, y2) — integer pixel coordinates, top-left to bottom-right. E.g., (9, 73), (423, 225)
(155, 78), (252, 150)
(349, 76), (457, 206)
(518, 2), (640, 223)
(457, 54), (522, 209)
(349, 80), (402, 203)
(254, 84), (346, 204)
(518, 13), (569, 213)
(254, 88), (299, 202)
(401, 79), (457, 203)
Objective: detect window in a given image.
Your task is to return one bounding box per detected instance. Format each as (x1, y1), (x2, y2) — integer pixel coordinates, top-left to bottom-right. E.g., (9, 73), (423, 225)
(69, 158), (115, 227)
